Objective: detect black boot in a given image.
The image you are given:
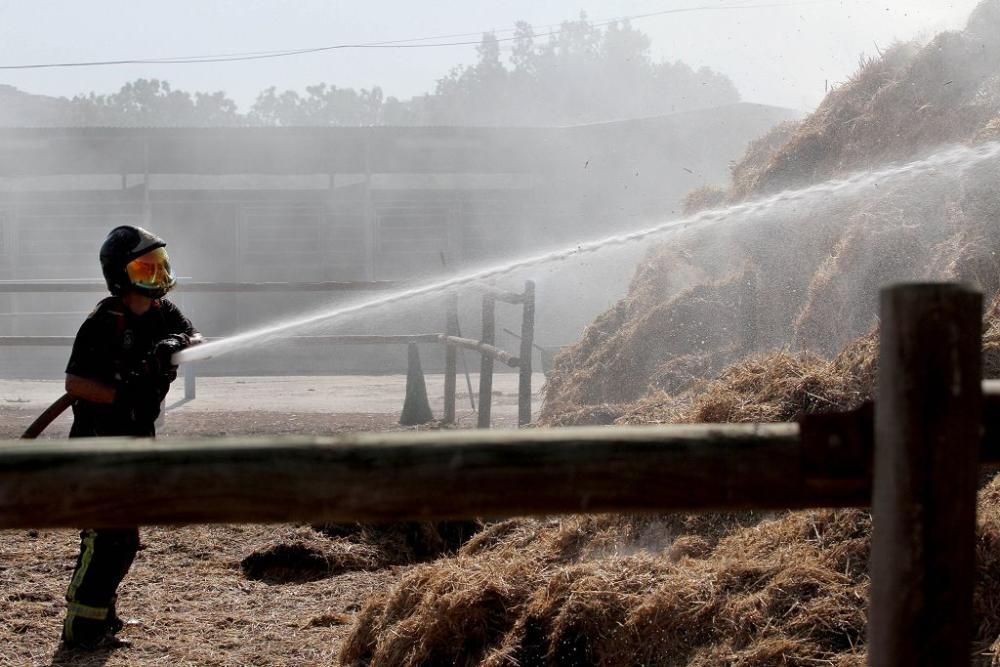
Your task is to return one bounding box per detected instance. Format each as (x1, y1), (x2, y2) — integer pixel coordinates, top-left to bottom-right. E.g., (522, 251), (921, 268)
(61, 617), (130, 650)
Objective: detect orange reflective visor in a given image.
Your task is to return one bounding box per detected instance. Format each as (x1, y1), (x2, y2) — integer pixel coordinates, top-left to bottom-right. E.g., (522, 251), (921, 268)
(126, 247), (176, 292)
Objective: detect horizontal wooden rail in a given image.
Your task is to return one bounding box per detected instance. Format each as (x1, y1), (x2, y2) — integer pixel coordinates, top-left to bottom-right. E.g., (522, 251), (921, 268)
(5, 388), (999, 528)
(0, 311), (90, 318)
(277, 334), (443, 345)
(0, 336), (75, 346)
(438, 334), (520, 367)
(485, 289), (525, 305)
(178, 281), (401, 293)
(0, 280), (399, 294)
(0, 423), (871, 528)
(466, 284), (528, 304)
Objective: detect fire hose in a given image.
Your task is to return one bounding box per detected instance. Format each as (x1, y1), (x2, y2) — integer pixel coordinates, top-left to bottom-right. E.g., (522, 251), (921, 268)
(21, 341), (193, 439)
(21, 393), (74, 439)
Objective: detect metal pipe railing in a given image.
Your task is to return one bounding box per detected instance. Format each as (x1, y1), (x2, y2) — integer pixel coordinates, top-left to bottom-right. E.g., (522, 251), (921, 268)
(0, 280), (399, 293)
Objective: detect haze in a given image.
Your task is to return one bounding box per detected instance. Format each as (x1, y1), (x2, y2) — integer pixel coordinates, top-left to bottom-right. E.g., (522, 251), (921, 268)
(0, 0), (981, 113)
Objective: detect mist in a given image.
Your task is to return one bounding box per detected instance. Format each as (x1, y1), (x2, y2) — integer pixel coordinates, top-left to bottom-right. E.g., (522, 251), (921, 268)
(8, 2), (1000, 664)
(0, 11), (800, 378)
(1, 1), (996, 389)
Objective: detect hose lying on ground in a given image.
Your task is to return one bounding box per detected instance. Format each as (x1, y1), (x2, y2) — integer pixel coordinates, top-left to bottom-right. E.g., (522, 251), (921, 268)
(21, 393), (73, 439)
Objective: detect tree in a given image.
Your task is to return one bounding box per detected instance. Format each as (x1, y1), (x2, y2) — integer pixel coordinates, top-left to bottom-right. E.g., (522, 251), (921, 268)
(1, 16), (740, 128)
(248, 84), (397, 126)
(69, 79), (242, 126)
(422, 15), (739, 126)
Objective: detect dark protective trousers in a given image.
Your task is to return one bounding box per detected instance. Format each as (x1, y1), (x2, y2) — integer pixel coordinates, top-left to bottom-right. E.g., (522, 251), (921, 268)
(62, 528), (140, 644)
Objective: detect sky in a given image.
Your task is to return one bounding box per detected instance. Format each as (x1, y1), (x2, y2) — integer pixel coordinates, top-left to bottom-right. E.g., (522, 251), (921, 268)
(0, 0), (984, 114)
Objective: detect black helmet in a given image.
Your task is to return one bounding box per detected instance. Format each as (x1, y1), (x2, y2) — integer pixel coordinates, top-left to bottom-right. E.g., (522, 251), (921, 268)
(100, 225), (177, 298)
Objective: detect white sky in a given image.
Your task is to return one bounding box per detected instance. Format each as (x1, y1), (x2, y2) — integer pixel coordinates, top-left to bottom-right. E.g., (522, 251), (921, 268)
(0, 0), (983, 113)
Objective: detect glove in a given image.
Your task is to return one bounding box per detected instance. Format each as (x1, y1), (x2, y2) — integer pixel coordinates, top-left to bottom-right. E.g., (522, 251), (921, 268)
(151, 334), (193, 384)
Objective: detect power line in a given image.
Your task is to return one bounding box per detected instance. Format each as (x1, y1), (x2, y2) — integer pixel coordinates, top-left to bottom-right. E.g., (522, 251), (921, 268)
(0, 1), (833, 71)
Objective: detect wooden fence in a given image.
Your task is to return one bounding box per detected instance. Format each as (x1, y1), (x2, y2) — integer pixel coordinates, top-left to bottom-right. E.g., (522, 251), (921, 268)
(0, 279), (537, 426)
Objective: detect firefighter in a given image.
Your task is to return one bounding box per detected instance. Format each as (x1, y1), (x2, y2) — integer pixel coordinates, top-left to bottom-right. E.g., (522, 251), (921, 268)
(61, 225), (201, 649)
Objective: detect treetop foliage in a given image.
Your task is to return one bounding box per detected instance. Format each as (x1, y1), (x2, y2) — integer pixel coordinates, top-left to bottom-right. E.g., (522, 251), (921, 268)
(2, 16), (739, 127)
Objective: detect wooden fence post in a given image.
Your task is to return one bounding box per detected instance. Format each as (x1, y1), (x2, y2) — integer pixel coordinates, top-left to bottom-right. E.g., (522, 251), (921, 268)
(869, 283), (982, 667)
(517, 280), (536, 427)
(444, 293), (458, 424)
(477, 294), (496, 429)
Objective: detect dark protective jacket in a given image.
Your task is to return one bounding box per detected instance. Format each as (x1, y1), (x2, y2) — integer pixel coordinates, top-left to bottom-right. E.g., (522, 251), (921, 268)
(65, 296), (197, 438)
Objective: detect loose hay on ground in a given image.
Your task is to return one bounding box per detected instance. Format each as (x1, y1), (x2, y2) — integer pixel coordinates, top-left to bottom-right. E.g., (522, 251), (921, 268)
(339, 509), (880, 667)
(344, 293), (1000, 665)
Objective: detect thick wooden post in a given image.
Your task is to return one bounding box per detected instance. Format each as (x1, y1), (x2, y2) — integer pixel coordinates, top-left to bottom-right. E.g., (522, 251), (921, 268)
(869, 283), (982, 667)
(517, 280), (536, 427)
(477, 294), (496, 429)
(444, 293), (458, 424)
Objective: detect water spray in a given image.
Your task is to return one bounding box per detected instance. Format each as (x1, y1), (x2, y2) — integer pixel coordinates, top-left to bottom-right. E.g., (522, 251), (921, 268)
(173, 140), (1000, 366)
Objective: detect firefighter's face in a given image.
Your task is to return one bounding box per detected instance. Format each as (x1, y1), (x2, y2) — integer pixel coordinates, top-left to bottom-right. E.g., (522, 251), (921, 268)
(122, 291), (154, 315)
(126, 247), (176, 294)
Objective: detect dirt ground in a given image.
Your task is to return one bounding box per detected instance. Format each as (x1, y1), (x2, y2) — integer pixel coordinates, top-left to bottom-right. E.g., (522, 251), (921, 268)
(0, 522), (398, 667)
(0, 397), (491, 667)
(0, 373), (543, 429)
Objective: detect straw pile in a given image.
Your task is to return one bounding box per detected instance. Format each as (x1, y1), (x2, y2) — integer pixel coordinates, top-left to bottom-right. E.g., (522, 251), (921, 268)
(745, 0), (1000, 196)
(341, 318), (1000, 665)
(241, 527), (385, 583)
(342, 483), (1000, 666)
(728, 120), (802, 200)
(540, 267), (755, 420)
(682, 185), (728, 214)
(542, 1), (1000, 421)
(619, 331), (876, 426)
(241, 521), (481, 583)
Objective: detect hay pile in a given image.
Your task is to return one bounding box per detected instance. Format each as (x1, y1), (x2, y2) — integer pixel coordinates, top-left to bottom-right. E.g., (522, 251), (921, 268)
(728, 120), (802, 200)
(792, 189), (1000, 355)
(341, 320), (1000, 665)
(748, 1), (1000, 196)
(542, 0), (1000, 421)
(241, 527), (384, 583)
(241, 521), (481, 583)
(618, 331), (876, 426)
(540, 267), (755, 419)
(682, 185), (728, 214)
(341, 485), (1000, 666)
